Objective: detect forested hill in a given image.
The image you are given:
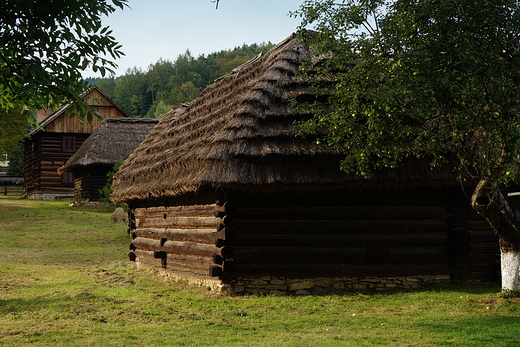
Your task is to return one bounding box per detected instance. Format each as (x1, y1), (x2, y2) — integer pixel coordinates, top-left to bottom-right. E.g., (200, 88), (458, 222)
(85, 42), (275, 118)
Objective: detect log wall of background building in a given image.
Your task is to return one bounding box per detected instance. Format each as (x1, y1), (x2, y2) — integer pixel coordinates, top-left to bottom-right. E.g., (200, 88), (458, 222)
(24, 133), (89, 195)
(75, 166), (111, 201)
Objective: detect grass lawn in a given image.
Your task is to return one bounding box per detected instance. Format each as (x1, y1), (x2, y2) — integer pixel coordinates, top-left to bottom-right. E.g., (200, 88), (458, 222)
(0, 194), (519, 346)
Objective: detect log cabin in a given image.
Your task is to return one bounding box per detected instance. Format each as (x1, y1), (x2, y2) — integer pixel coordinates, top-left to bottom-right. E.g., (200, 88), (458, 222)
(57, 117), (159, 201)
(24, 86), (129, 200)
(110, 34), (501, 295)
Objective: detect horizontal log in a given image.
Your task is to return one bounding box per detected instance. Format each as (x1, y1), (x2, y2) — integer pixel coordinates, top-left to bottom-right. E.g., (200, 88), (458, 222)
(144, 261), (209, 278)
(470, 244), (500, 254)
(135, 250), (210, 276)
(233, 248), (449, 265)
(135, 204), (217, 218)
(468, 271), (500, 282)
(132, 228), (218, 244)
(162, 240), (219, 257)
(232, 206), (448, 221)
(163, 265), (211, 279)
(131, 237), (161, 252)
(231, 264), (453, 278)
(165, 253), (213, 271)
(469, 232), (498, 243)
(232, 220), (448, 235)
(236, 192), (450, 208)
(470, 253), (500, 263)
(233, 234), (450, 249)
(130, 237), (232, 258)
(135, 215), (218, 229)
(134, 250), (164, 268)
(468, 221), (493, 231)
(471, 262), (500, 273)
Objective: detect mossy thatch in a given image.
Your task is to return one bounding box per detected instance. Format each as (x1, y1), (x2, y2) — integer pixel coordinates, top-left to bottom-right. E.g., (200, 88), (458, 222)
(58, 117), (158, 174)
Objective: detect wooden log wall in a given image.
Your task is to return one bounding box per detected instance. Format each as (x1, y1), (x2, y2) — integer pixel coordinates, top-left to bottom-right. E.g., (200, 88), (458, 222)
(24, 133), (89, 195)
(127, 188), (499, 287)
(74, 166), (110, 201)
(220, 188), (499, 283)
(464, 206), (500, 282)
(128, 203), (225, 279)
(88, 166), (111, 201)
(74, 167), (90, 200)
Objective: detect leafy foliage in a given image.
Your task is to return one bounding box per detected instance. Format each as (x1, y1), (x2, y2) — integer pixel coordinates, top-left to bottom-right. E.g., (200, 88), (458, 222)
(294, 0), (520, 290)
(99, 159), (124, 204)
(6, 143), (24, 177)
(293, 0), (520, 184)
(0, 105), (28, 154)
(0, 0), (127, 120)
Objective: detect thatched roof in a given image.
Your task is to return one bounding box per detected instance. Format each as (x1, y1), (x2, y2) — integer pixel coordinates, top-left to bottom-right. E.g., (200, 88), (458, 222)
(111, 34), (460, 203)
(58, 117), (159, 174)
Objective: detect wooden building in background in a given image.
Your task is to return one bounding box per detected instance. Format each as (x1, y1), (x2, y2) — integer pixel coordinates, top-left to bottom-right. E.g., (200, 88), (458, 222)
(111, 35), (500, 295)
(58, 117), (158, 201)
(24, 86), (129, 200)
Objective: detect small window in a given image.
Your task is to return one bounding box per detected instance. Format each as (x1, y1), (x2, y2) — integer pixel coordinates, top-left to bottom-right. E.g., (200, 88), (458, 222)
(62, 172), (74, 183)
(63, 137), (76, 152)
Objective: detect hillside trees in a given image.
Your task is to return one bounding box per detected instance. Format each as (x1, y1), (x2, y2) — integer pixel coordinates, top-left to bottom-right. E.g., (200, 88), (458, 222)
(92, 42), (274, 117)
(293, 0), (520, 292)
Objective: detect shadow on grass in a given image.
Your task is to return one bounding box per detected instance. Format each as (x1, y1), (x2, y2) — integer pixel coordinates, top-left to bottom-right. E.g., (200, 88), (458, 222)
(304, 283), (503, 298)
(416, 315), (520, 346)
(0, 291), (106, 316)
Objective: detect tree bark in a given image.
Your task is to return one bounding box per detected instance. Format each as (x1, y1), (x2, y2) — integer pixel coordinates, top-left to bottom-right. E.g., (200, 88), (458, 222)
(471, 178), (520, 291)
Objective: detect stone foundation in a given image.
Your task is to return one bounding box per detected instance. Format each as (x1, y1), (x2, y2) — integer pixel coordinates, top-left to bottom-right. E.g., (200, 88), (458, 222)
(134, 262), (452, 295)
(226, 275), (453, 295)
(26, 192), (73, 201)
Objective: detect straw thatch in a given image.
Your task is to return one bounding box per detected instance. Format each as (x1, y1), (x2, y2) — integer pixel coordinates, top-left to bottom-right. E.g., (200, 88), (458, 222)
(58, 117), (159, 174)
(111, 34), (459, 203)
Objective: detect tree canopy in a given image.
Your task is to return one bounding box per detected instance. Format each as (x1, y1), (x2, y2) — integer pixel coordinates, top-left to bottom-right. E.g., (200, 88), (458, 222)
(293, 0), (520, 291)
(0, 0), (127, 155)
(0, 0), (127, 118)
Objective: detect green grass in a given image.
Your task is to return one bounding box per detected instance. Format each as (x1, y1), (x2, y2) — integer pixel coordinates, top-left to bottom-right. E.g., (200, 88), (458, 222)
(1, 195), (519, 346)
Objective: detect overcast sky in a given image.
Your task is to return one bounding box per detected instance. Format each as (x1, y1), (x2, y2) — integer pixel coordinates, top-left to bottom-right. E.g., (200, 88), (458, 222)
(84, 0), (304, 77)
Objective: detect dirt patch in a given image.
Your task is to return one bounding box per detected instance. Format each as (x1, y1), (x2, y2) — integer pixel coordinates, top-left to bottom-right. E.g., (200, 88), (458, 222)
(89, 267), (135, 287)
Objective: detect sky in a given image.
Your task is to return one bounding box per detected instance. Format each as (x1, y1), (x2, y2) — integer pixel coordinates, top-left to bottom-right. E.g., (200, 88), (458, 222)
(84, 0), (304, 77)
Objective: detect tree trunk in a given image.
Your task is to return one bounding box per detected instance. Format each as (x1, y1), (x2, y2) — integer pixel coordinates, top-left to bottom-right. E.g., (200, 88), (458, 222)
(501, 250), (520, 291)
(471, 178), (520, 291)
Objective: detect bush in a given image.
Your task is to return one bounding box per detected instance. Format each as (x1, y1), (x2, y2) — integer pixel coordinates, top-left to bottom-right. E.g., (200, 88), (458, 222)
(99, 159), (124, 204)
